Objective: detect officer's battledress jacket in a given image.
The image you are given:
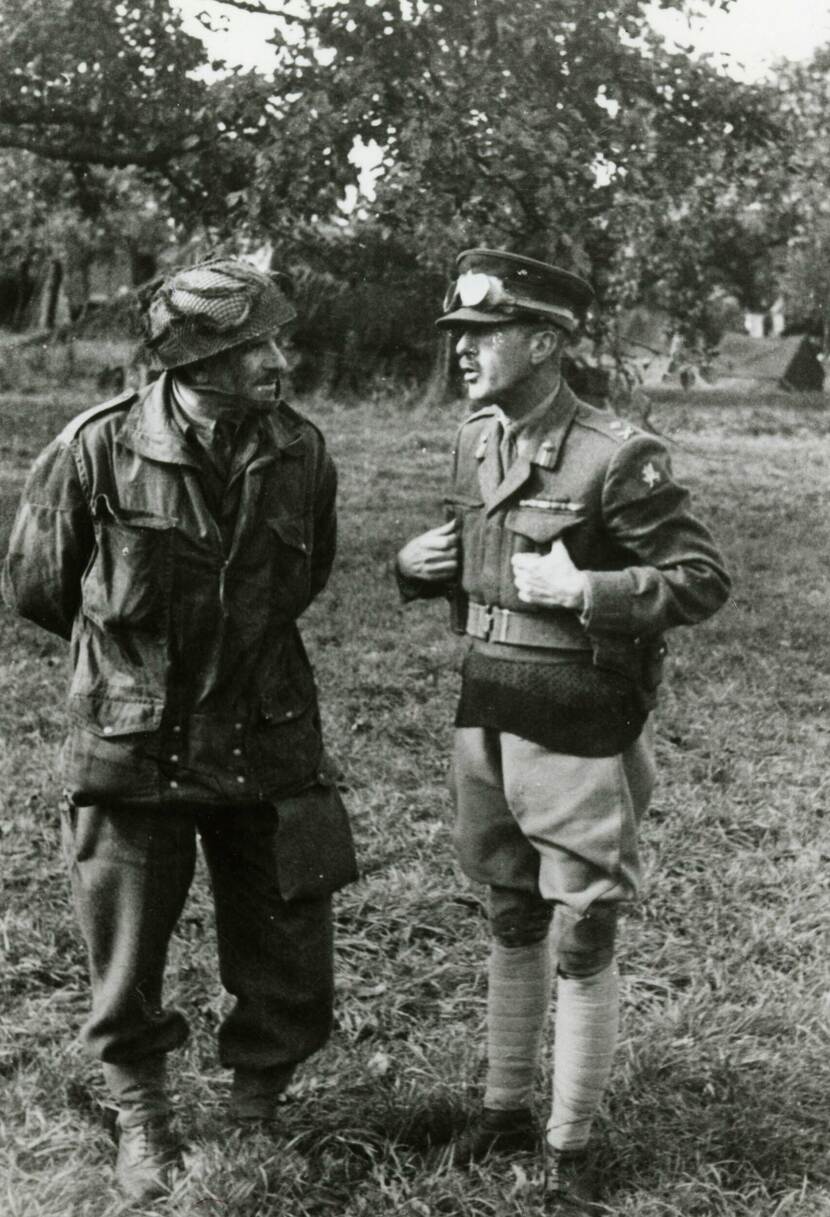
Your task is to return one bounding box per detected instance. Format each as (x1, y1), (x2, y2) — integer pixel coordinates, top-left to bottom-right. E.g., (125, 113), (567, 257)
(403, 381), (731, 756)
(2, 373), (337, 808)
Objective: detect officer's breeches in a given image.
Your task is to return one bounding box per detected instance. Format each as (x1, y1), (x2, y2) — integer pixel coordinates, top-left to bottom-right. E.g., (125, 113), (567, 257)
(451, 723), (656, 974)
(61, 802), (334, 1069)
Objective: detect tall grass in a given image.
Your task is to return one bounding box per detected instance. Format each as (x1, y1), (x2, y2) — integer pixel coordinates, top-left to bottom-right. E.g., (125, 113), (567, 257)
(0, 388), (828, 1215)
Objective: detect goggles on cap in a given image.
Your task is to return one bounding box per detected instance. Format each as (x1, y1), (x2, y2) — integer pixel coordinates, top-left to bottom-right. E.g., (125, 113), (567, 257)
(442, 270), (578, 331)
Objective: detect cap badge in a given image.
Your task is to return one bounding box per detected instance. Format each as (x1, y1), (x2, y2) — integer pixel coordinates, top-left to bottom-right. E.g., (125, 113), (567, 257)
(457, 271), (496, 307)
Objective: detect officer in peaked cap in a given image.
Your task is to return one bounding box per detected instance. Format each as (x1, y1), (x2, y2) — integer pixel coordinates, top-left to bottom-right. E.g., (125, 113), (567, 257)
(397, 248), (730, 1203)
(437, 248), (594, 332)
(3, 257), (358, 1201)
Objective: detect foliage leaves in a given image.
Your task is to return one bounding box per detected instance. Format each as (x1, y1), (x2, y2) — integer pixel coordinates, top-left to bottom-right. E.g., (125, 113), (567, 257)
(260, 0), (785, 313)
(0, 0), (820, 346)
(0, 0), (275, 226)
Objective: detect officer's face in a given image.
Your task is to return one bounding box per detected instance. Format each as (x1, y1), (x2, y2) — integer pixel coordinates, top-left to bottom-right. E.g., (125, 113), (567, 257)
(201, 334), (290, 406)
(455, 323), (538, 405)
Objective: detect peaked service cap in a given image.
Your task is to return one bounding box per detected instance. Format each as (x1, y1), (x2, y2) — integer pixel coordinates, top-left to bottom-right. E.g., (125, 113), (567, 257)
(437, 248), (594, 333)
(144, 257), (297, 369)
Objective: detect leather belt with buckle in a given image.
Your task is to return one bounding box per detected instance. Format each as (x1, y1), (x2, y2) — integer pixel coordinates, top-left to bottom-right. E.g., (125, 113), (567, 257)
(465, 601), (591, 650)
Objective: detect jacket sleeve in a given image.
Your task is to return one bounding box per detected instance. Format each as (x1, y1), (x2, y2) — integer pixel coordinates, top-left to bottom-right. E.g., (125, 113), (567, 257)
(581, 435), (731, 637)
(309, 447), (337, 601)
(394, 561), (456, 603)
(1, 438), (93, 640)
(395, 429), (464, 603)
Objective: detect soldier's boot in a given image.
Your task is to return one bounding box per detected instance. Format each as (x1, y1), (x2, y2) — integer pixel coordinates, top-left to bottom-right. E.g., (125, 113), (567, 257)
(229, 1064), (295, 1122)
(453, 1106), (538, 1163)
(104, 1057), (180, 1200)
(115, 1116), (181, 1202)
(542, 1144), (604, 1214)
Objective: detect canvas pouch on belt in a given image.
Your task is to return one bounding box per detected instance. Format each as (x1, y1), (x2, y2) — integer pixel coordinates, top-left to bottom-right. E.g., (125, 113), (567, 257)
(275, 772), (358, 901)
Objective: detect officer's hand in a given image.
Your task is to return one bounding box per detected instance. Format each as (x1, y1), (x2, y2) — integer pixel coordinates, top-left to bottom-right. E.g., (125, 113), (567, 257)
(512, 541), (587, 611)
(397, 519), (459, 582)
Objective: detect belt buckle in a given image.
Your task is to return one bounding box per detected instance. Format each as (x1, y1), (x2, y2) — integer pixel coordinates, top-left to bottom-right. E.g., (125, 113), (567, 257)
(492, 606), (511, 644)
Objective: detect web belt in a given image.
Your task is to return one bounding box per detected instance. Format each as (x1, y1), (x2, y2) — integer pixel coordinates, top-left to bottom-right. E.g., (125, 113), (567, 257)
(466, 601), (591, 650)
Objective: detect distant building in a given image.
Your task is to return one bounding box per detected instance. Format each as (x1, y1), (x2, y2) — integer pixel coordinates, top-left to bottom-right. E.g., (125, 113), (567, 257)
(744, 297), (787, 339)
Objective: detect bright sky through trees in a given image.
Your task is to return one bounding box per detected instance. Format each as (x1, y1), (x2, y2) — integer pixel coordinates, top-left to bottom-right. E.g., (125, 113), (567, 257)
(176, 0), (830, 79)
(647, 0), (830, 79)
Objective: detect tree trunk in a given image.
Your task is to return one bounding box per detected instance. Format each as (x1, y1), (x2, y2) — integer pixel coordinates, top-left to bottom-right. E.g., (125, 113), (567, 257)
(421, 334), (456, 406)
(37, 260), (63, 329)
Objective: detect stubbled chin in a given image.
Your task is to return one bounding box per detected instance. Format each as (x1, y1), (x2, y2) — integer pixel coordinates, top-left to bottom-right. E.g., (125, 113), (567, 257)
(242, 382), (279, 407)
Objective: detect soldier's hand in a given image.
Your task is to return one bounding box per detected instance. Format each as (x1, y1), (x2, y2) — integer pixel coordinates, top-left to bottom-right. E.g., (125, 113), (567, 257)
(397, 519), (460, 582)
(512, 540), (587, 611)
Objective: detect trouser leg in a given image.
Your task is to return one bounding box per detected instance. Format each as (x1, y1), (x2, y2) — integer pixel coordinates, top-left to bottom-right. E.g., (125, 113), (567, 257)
(61, 803), (196, 1118)
(199, 807), (334, 1072)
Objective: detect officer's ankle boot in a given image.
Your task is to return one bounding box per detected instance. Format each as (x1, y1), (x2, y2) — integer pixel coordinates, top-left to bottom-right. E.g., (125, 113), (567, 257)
(454, 1106), (537, 1163)
(542, 1142), (603, 1213)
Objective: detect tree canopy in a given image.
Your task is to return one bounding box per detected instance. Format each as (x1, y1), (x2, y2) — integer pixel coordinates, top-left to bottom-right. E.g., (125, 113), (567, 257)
(774, 47), (830, 350)
(0, 0), (820, 362)
(257, 3), (783, 297)
(0, 0), (273, 222)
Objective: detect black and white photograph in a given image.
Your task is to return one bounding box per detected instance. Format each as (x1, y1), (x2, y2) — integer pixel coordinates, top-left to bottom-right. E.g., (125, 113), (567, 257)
(1, 1), (828, 1213)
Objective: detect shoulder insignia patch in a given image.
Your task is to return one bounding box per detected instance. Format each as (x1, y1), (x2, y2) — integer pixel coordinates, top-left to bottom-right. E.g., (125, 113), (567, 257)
(641, 460), (662, 489)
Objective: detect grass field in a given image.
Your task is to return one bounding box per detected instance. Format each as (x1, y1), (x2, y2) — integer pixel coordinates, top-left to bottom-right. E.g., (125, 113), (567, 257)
(1, 384), (829, 1216)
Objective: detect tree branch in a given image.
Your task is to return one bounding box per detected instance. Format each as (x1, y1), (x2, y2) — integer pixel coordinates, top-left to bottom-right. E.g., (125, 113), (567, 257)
(0, 131), (210, 169)
(206, 0), (301, 17)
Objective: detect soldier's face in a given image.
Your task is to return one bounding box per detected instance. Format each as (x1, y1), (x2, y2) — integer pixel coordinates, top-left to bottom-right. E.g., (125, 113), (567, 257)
(455, 324), (536, 405)
(202, 335), (289, 405)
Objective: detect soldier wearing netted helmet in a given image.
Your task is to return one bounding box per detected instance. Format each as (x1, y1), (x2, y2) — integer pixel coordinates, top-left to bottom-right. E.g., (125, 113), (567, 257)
(397, 249), (731, 1207)
(2, 257), (357, 1201)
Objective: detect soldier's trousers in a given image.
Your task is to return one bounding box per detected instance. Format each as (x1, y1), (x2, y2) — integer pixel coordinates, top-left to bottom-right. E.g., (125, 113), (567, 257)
(60, 802), (334, 1072)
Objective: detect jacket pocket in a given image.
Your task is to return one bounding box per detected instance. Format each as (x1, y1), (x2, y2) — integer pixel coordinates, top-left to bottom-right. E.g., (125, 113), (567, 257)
(82, 495), (173, 630)
(504, 506), (581, 548)
(68, 694), (164, 738)
(253, 640), (324, 794)
(266, 509), (311, 612)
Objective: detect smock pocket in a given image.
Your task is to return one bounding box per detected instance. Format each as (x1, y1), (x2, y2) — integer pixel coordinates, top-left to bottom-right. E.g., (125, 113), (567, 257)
(252, 640), (325, 794)
(266, 509), (311, 612)
(82, 495), (173, 630)
(69, 694), (164, 738)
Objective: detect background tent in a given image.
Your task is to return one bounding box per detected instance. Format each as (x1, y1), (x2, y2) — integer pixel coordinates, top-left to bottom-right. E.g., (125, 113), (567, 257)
(707, 333), (824, 392)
